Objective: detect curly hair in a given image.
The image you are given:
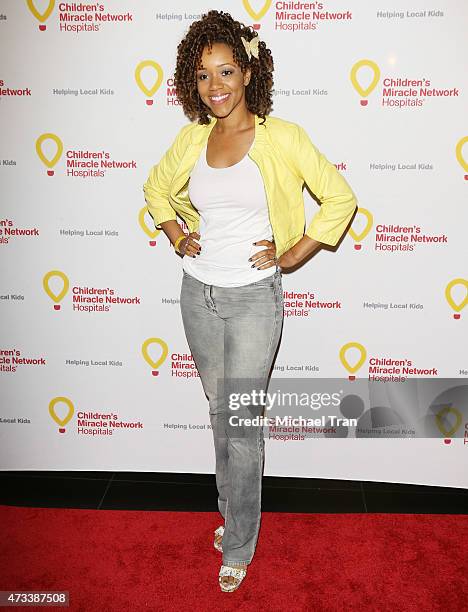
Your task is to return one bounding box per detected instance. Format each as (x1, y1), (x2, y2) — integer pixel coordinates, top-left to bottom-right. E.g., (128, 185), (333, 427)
(174, 10), (274, 125)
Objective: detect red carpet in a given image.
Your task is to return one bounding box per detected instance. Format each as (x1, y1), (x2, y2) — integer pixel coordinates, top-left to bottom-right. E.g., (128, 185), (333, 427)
(1, 505), (467, 611)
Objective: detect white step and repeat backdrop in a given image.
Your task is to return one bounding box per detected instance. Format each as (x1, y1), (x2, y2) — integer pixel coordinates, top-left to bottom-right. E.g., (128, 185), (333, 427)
(1, 1), (467, 488)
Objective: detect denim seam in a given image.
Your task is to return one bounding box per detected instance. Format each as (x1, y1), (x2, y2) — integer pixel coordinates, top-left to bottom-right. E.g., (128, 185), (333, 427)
(244, 277), (280, 564)
(259, 277), (281, 380)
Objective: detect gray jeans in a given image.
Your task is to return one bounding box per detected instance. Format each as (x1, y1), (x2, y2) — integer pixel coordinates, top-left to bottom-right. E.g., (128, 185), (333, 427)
(180, 268), (284, 565)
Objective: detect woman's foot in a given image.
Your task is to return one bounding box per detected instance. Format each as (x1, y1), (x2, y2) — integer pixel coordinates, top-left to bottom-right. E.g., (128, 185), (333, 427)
(218, 563), (248, 592)
(214, 525), (224, 552)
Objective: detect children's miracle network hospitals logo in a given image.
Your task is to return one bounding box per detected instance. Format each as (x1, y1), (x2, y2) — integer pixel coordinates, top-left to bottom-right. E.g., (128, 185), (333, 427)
(26, 0), (55, 31)
(36, 133), (63, 176)
(350, 59), (460, 108)
(339, 342), (366, 380)
(350, 60), (380, 106)
(43, 270), (69, 310)
(35, 133), (137, 177)
(242, 0), (272, 29)
(135, 61), (163, 106)
(49, 396), (74, 433)
(456, 136), (468, 180)
(141, 338), (168, 376)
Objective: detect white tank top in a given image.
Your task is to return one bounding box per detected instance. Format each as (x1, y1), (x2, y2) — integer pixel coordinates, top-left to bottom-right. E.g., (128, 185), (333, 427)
(182, 142), (276, 287)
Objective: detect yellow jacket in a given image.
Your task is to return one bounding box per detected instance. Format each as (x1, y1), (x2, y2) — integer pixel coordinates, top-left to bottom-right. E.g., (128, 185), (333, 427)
(143, 113), (357, 258)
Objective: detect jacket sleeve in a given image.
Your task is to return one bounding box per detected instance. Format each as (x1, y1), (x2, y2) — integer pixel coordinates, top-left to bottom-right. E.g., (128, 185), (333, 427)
(143, 124), (191, 229)
(292, 125), (358, 246)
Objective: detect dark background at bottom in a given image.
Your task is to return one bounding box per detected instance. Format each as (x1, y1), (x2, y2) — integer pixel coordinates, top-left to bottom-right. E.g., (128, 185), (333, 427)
(1, 471), (467, 513)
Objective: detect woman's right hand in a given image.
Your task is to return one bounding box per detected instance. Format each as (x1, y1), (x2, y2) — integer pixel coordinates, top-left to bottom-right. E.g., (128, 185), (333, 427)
(179, 231), (201, 258)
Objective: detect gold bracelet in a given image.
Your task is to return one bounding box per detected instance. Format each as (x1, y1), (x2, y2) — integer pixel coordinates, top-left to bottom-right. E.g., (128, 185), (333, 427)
(173, 234), (187, 254)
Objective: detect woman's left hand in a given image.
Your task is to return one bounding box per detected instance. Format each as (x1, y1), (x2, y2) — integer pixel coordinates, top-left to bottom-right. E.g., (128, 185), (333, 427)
(248, 238), (277, 270)
(249, 235), (322, 271)
(249, 238), (297, 271)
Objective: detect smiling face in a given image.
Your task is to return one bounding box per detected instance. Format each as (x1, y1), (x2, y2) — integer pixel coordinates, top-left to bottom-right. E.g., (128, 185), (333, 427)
(195, 42), (251, 119)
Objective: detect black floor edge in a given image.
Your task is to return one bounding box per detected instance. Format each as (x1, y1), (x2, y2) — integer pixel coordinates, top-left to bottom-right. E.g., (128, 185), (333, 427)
(1, 471), (467, 514)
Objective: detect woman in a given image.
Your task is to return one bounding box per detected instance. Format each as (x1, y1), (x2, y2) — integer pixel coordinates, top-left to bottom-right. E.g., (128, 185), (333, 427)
(143, 10), (357, 592)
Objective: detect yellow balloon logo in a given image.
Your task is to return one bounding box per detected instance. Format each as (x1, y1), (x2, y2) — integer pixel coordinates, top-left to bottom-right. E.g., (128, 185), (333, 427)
(139, 206), (160, 246)
(49, 396), (74, 434)
(435, 406), (462, 444)
(242, 0), (272, 29)
(36, 133), (63, 176)
(43, 270), (69, 310)
(445, 278), (468, 320)
(339, 342), (367, 380)
(455, 136), (468, 180)
(349, 208), (373, 250)
(26, 0), (55, 31)
(135, 61), (163, 106)
(142, 338), (169, 376)
(350, 60), (380, 106)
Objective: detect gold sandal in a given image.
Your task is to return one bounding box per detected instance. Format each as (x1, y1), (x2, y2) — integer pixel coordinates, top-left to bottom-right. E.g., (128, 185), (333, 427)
(218, 564), (247, 592)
